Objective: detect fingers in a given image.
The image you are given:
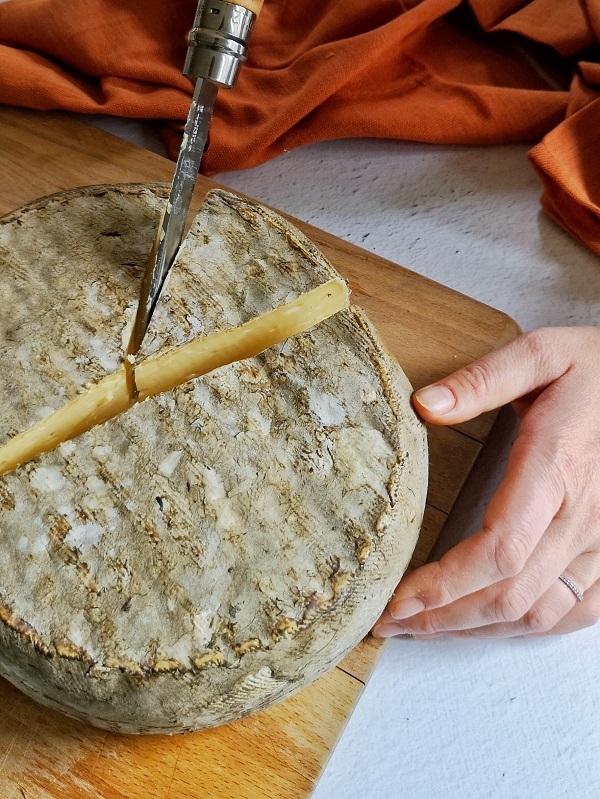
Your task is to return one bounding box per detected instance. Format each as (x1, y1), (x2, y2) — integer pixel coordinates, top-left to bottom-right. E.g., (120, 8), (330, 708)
(377, 516), (580, 634)
(547, 579), (600, 635)
(387, 428), (564, 620)
(437, 565), (600, 639)
(413, 329), (572, 426)
(374, 550), (600, 640)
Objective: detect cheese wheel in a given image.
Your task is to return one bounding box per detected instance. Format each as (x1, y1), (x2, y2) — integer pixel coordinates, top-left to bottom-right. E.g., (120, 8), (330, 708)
(0, 185), (427, 734)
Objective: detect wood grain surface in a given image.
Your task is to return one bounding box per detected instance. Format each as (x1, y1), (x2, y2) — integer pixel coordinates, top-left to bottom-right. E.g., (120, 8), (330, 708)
(0, 105), (520, 799)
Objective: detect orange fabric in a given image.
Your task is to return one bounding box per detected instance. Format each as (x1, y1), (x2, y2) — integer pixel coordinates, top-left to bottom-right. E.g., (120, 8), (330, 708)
(0, 0), (599, 255)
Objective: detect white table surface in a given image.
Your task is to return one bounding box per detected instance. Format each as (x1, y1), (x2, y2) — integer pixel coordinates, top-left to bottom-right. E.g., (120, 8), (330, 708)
(82, 115), (600, 799)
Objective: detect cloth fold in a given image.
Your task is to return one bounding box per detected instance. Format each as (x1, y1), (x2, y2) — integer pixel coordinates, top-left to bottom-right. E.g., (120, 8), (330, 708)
(0, 0), (599, 255)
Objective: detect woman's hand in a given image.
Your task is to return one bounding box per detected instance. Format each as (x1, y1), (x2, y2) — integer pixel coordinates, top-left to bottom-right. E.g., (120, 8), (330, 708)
(374, 326), (600, 639)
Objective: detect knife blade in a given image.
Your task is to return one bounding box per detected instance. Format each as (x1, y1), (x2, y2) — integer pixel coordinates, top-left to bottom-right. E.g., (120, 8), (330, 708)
(127, 0), (263, 357)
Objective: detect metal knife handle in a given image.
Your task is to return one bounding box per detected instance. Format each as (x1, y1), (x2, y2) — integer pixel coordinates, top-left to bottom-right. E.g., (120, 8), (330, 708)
(184, 0), (263, 88)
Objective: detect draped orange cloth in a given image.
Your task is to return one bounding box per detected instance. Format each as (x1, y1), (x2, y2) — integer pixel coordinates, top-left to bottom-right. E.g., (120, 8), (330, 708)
(0, 0), (599, 254)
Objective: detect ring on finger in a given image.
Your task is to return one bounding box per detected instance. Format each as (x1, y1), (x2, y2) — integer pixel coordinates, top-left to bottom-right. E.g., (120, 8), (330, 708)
(558, 573), (584, 603)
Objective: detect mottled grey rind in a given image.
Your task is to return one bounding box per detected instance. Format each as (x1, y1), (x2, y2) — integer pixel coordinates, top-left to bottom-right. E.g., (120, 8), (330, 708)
(0, 185), (427, 734)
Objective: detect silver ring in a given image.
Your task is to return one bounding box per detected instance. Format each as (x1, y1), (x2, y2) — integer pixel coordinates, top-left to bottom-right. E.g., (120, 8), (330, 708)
(558, 573), (584, 602)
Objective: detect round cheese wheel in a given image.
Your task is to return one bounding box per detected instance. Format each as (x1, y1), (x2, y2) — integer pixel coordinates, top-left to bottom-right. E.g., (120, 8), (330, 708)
(0, 185), (427, 734)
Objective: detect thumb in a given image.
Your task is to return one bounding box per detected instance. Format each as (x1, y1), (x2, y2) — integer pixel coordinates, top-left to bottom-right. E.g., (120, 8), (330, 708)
(413, 329), (570, 425)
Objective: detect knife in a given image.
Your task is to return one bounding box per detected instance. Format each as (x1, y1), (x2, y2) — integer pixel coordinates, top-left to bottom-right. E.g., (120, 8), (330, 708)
(127, 0), (264, 357)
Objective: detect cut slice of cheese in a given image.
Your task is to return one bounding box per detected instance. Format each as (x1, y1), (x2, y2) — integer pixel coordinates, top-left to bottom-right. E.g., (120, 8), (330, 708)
(0, 278), (348, 476)
(0, 185), (427, 734)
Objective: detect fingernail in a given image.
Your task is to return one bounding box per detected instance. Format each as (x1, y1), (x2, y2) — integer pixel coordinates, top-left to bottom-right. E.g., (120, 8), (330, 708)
(414, 384), (455, 415)
(372, 623), (404, 638)
(390, 597), (425, 620)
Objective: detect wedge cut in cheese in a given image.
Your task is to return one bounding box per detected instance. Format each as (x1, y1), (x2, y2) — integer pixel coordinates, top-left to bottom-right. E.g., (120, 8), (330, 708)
(0, 278), (349, 476)
(0, 185), (427, 734)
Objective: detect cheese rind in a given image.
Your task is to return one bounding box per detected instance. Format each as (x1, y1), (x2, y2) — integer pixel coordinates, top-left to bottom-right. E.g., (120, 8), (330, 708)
(0, 372), (131, 476)
(0, 279), (349, 476)
(0, 185), (427, 734)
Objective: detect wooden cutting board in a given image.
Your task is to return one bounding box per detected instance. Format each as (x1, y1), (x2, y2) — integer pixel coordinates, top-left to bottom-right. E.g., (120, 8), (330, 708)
(0, 106), (520, 799)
